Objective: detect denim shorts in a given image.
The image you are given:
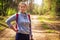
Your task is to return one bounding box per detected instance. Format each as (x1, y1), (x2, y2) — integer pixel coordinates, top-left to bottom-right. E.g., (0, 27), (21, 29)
(15, 33), (30, 40)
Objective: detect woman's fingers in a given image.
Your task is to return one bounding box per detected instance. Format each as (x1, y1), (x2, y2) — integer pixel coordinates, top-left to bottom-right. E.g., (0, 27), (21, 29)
(14, 28), (18, 32)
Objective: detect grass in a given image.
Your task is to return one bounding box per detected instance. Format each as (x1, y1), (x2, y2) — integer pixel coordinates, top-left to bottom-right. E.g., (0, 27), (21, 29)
(46, 29), (55, 33)
(42, 23), (50, 29)
(0, 16), (8, 31)
(37, 15), (60, 24)
(10, 38), (15, 40)
(0, 26), (5, 31)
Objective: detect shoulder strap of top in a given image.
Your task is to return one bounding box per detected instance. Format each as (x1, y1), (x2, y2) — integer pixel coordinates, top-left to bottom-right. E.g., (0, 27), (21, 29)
(16, 13), (18, 22)
(28, 14), (30, 21)
(16, 13), (18, 28)
(28, 14), (33, 40)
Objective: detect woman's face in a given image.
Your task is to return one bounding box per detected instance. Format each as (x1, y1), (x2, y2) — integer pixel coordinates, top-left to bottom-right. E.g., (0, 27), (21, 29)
(18, 4), (27, 13)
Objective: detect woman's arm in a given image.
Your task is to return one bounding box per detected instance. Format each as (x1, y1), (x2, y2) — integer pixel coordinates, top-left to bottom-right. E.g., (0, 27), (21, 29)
(5, 14), (18, 32)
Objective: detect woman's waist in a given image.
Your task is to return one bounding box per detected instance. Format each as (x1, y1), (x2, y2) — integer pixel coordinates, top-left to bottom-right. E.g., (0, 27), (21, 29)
(17, 26), (30, 34)
(16, 33), (29, 35)
(18, 24), (29, 27)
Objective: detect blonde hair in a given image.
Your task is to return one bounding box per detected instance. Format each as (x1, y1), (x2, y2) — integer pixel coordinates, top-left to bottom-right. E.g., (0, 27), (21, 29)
(18, 2), (27, 6)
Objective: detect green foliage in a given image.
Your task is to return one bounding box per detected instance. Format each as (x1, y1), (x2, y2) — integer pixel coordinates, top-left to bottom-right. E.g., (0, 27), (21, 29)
(42, 23), (49, 29)
(0, 0), (17, 16)
(47, 29), (55, 33)
(6, 8), (16, 16)
(0, 27), (4, 31)
(32, 4), (42, 15)
(0, 0), (60, 16)
(0, 0), (9, 16)
(56, 0), (60, 16)
(32, 0), (58, 16)
(0, 16), (8, 28)
(50, 0), (56, 16)
(0, 16), (8, 31)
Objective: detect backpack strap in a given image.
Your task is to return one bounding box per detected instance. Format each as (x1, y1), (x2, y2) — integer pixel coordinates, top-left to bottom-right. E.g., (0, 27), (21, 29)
(28, 14), (33, 40)
(28, 14), (30, 21)
(16, 13), (18, 29)
(16, 13), (33, 40)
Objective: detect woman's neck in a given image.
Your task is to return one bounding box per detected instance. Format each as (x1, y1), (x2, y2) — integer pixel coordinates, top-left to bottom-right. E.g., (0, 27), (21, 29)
(18, 11), (26, 14)
(21, 11), (26, 14)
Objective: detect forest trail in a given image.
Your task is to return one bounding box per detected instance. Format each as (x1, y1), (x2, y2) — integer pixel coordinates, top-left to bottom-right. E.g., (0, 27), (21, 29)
(0, 15), (60, 40)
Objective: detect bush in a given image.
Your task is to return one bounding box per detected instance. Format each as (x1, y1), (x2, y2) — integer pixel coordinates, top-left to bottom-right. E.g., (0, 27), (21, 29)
(42, 23), (50, 29)
(6, 8), (16, 16)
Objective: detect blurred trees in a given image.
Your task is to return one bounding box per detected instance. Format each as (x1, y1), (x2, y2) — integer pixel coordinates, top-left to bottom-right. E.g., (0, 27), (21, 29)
(56, 0), (60, 16)
(0, 0), (22, 16)
(43, 0), (56, 16)
(0, 0), (15, 16)
(0, 0), (60, 16)
(32, 0), (60, 17)
(41, 0), (60, 16)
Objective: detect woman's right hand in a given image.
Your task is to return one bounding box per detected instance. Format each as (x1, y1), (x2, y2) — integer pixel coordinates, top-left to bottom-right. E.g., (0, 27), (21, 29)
(13, 28), (18, 33)
(10, 26), (18, 33)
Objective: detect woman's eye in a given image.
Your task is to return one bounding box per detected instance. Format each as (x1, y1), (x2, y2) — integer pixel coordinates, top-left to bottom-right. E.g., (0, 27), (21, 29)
(21, 6), (26, 8)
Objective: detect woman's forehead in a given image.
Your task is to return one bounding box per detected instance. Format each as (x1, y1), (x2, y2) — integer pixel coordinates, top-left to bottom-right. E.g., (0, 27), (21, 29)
(19, 4), (26, 6)
(18, 2), (27, 6)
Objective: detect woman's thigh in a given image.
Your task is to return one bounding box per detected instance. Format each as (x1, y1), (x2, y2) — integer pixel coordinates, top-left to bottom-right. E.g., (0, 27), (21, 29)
(15, 33), (30, 40)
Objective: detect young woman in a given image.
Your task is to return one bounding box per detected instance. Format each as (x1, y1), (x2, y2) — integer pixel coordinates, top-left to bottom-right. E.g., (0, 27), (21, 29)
(5, 2), (31, 40)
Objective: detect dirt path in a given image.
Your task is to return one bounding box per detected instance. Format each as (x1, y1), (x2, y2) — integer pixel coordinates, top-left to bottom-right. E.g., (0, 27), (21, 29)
(0, 15), (60, 40)
(0, 28), (60, 40)
(0, 28), (16, 40)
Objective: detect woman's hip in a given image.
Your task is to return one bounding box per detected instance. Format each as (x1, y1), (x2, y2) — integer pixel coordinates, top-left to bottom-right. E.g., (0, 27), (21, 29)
(15, 33), (30, 40)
